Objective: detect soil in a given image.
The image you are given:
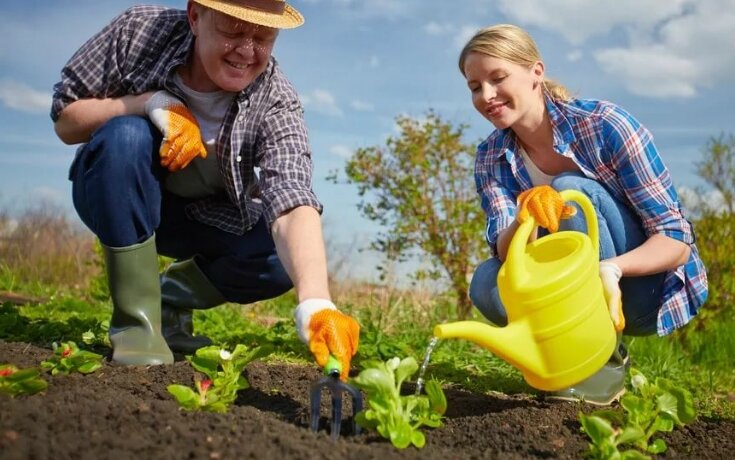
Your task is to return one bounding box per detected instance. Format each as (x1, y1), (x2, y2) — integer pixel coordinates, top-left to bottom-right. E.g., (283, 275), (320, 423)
(1, 340), (733, 460)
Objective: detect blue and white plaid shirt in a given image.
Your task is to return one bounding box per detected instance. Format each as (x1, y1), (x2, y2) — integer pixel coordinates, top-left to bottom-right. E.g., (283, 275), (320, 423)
(51, 5), (322, 234)
(474, 96), (708, 336)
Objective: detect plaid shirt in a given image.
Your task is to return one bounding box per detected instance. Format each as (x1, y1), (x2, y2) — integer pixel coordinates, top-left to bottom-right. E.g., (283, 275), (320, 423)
(51, 5), (322, 234)
(475, 96), (708, 336)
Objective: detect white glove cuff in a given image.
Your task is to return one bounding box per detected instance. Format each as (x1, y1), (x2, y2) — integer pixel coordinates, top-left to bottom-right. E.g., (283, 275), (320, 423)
(144, 90), (182, 116)
(599, 261), (622, 280)
(294, 299), (337, 344)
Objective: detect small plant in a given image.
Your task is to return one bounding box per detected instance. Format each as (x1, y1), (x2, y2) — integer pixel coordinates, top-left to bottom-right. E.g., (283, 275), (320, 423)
(352, 356), (447, 449)
(81, 319), (110, 347)
(0, 364), (48, 397)
(167, 344), (272, 413)
(579, 368), (696, 459)
(40, 341), (104, 375)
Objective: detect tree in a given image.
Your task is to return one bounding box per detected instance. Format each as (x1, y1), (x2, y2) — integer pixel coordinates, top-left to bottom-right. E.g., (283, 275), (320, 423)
(686, 133), (735, 329)
(695, 133), (735, 214)
(330, 111), (488, 319)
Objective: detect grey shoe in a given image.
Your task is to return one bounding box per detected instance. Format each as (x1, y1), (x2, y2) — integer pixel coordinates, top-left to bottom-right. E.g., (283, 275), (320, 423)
(160, 257), (225, 354)
(547, 340), (630, 406)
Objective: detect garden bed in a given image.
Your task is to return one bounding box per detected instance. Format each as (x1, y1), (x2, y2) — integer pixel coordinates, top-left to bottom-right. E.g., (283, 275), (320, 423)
(1, 340), (733, 459)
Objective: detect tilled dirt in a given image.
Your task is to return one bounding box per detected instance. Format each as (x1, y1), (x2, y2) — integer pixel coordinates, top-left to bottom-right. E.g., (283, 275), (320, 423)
(1, 341), (732, 459)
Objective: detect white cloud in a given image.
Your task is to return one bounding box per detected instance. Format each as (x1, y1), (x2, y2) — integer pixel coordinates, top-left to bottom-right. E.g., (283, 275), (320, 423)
(301, 89), (343, 117)
(595, 47), (699, 97)
(424, 21), (453, 35)
(566, 50), (583, 62)
(497, 0), (689, 44)
(329, 144), (354, 158)
(0, 79), (52, 114)
(350, 99), (375, 111)
(594, 0), (735, 98)
(454, 25), (481, 49)
(494, 0), (735, 98)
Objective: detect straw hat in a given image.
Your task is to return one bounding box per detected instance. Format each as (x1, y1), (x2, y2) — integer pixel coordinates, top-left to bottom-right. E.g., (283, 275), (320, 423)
(192, 0), (304, 29)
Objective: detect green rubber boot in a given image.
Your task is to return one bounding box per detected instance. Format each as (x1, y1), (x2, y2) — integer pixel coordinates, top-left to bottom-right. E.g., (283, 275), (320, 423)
(160, 258), (226, 355)
(103, 235), (174, 365)
(547, 337), (630, 406)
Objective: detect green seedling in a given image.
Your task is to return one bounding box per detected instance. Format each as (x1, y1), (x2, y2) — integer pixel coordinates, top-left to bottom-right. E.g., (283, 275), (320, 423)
(579, 368), (696, 459)
(167, 344), (272, 413)
(352, 356), (447, 449)
(41, 341), (104, 375)
(0, 364), (48, 397)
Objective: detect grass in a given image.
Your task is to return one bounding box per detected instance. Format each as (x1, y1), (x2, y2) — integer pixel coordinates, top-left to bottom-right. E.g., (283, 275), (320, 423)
(3, 288), (733, 419)
(1, 202), (733, 420)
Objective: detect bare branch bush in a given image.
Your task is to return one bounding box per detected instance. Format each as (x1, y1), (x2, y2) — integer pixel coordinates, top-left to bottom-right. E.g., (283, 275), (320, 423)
(0, 202), (98, 290)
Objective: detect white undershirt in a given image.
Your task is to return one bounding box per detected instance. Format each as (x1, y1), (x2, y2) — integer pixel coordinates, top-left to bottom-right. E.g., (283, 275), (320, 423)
(519, 146), (555, 186)
(164, 73), (236, 198)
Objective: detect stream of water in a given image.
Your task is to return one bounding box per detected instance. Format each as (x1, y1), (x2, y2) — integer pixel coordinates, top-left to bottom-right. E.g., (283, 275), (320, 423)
(414, 336), (440, 395)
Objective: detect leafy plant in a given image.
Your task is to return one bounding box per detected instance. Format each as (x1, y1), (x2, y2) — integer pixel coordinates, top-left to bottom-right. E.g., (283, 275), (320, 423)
(579, 368), (696, 459)
(352, 356), (447, 449)
(40, 341), (104, 375)
(81, 319), (110, 347)
(0, 364), (48, 397)
(167, 344), (272, 413)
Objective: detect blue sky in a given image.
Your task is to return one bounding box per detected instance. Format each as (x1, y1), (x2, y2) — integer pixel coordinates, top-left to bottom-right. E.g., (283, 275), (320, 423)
(1, 0), (734, 280)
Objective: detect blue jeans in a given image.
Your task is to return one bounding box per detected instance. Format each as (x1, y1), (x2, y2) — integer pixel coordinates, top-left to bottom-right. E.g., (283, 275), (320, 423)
(469, 173), (664, 336)
(69, 115), (292, 304)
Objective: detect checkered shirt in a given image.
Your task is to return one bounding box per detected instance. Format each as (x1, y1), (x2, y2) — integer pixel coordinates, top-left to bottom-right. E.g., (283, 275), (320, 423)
(474, 96), (708, 336)
(51, 5), (322, 234)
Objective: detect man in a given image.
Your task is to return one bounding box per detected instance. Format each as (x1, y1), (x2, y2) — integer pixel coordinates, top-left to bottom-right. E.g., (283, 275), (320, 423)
(51, 0), (359, 381)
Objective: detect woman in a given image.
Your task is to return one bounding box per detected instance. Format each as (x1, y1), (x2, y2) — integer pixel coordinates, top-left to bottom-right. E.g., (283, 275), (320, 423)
(461, 24), (707, 405)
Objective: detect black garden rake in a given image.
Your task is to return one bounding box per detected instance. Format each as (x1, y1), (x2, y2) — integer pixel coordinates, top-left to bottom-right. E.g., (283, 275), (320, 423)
(309, 356), (363, 440)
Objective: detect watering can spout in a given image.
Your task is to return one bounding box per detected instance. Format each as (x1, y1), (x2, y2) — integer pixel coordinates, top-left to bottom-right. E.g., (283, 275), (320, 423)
(433, 321), (543, 377)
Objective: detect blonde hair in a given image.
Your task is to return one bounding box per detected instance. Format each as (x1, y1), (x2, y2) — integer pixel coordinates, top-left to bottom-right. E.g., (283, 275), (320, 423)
(458, 24), (572, 102)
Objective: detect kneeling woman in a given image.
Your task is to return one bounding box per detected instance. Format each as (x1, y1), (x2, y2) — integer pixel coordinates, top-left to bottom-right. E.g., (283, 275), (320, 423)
(460, 24), (707, 405)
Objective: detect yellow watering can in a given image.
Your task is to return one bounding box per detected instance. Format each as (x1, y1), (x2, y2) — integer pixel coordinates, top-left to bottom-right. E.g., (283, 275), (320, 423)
(434, 190), (616, 391)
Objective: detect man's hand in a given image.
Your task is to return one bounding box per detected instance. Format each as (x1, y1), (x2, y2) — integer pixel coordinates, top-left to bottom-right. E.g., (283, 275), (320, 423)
(295, 299), (359, 381)
(516, 185), (576, 232)
(599, 261), (625, 332)
(144, 91), (207, 172)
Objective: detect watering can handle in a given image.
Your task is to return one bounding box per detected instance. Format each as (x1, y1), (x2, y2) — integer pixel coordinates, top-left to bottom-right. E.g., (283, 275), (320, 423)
(507, 189), (599, 284)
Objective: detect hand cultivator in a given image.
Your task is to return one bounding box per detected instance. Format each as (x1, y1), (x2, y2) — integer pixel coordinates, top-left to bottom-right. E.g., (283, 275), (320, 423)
(309, 356), (363, 440)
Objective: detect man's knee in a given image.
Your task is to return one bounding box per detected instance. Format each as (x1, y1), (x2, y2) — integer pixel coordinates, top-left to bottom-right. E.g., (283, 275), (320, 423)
(205, 253), (294, 304)
(84, 116), (157, 174)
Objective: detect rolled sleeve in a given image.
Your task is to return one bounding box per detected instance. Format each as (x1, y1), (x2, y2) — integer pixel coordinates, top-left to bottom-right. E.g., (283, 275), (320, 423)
(257, 95), (322, 228)
(475, 146), (516, 252)
(602, 106), (693, 244)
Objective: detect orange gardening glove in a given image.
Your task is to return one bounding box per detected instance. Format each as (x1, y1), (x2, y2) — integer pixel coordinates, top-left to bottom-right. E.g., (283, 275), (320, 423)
(516, 185), (577, 232)
(295, 300), (360, 381)
(144, 91), (207, 172)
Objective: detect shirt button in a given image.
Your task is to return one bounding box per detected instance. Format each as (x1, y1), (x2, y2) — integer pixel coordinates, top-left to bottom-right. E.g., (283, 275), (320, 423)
(238, 115), (245, 122)
(236, 155), (242, 162)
